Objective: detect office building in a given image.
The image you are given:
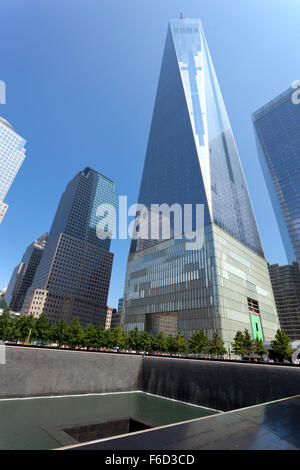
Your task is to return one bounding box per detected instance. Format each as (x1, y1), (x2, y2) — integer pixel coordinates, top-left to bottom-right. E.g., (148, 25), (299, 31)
(4, 233), (48, 312)
(121, 17), (280, 349)
(268, 262), (300, 340)
(22, 168), (118, 327)
(252, 88), (300, 266)
(0, 288), (6, 309)
(118, 297), (123, 313)
(111, 312), (121, 330)
(105, 306), (116, 330)
(110, 312), (121, 330)
(0, 287), (7, 297)
(0, 116), (26, 223)
(109, 298), (123, 330)
(3, 266), (19, 310)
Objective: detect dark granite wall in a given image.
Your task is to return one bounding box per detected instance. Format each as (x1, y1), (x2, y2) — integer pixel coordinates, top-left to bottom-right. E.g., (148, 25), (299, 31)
(2, 347), (300, 412)
(141, 356), (300, 411)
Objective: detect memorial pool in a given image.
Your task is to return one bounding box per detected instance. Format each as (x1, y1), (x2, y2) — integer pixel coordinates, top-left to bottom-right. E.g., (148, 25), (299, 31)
(0, 391), (220, 450)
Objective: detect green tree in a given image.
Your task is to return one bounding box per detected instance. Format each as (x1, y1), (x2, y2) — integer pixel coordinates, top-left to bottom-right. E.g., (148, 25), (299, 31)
(0, 310), (12, 340)
(67, 317), (84, 347)
(243, 329), (254, 357)
(176, 332), (188, 354)
(165, 334), (177, 354)
(189, 329), (209, 355)
(128, 327), (142, 351)
(49, 322), (59, 344)
(35, 314), (50, 343)
(271, 329), (293, 360)
(112, 326), (127, 349)
(27, 314), (37, 342)
(10, 318), (21, 342)
(140, 331), (154, 352)
(83, 324), (98, 348)
(231, 329), (254, 358)
(154, 331), (166, 352)
(254, 338), (268, 358)
(96, 325), (106, 348)
(4, 316), (16, 342)
(209, 332), (227, 356)
(104, 328), (115, 348)
(11, 315), (36, 342)
(55, 320), (68, 346)
(231, 330), (245, 356)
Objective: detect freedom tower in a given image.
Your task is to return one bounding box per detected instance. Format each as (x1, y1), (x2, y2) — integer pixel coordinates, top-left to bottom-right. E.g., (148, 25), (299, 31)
(121, 17), (279, 349)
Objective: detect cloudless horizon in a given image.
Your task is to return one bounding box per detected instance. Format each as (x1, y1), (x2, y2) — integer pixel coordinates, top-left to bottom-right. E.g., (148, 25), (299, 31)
(0, 0), (299, 308)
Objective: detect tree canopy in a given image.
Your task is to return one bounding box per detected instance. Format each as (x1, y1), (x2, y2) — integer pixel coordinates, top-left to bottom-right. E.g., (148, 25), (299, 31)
(1, 310), (290, 362)
(189, 329), (209, 355)
(231, 329), (254, 357)
(209, 332), (227, 356)
(271, 329), (293, 360)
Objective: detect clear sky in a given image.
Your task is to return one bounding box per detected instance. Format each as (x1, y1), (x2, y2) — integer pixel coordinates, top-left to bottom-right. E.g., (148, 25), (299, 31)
(0, 0), (299, 308)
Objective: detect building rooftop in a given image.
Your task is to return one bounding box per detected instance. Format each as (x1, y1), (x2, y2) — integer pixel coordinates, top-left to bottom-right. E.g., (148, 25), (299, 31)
(82, 167), (114, 184)
(252, 87), (293, 119)
(0, 116), (14, 130)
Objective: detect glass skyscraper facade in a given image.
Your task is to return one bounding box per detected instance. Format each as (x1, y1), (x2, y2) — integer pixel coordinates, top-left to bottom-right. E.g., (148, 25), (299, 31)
(4, 233), (48, 312)
(268, 262), (300, 340)
(252, 88), (300, 266)
(121, 18), (280, 349)
(22, 168), (118, 327)
(0, 116), (26, 223)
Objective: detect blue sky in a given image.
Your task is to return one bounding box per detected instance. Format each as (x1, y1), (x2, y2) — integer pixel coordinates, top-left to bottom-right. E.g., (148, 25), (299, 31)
(0, 0), (299, 307)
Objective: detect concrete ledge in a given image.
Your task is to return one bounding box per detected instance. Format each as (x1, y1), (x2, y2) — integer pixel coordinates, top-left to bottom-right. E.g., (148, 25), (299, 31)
(0, 346), (143, 398)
